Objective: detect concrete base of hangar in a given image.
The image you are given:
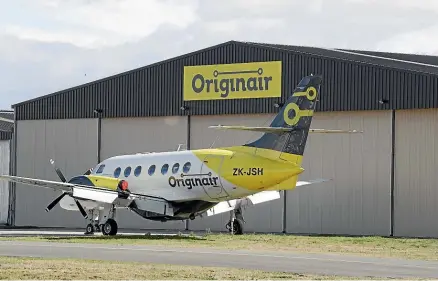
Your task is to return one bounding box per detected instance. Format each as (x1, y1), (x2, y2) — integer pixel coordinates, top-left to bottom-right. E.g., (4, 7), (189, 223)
(8, 109), (438, 238)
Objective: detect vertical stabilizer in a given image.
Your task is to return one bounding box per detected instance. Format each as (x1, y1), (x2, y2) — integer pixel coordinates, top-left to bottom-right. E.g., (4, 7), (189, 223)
(244, 75), (322, 165)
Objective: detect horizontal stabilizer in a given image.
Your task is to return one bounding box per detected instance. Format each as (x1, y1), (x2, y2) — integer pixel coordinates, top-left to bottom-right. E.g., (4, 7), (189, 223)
(209, 125), (362, 134)
(309, 129), (363, 133)
(296, 178), (332, 187)
(203, 178), (331, 216)
(204, 191), (281, 217)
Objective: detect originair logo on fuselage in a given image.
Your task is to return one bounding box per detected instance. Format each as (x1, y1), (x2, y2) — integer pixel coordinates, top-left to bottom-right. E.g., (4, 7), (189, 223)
(183, 61), (282, 101)
(168, 175), (219, 189)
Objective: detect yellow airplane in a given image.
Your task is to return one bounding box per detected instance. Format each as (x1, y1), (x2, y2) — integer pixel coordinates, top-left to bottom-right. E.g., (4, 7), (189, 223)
(0, 74), (360, 236)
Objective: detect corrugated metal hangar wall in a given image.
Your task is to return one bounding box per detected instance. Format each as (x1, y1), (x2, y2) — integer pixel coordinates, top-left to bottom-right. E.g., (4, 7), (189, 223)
(7, 40), (438, 237)
(0, 128), (13, 225)
(0, 139), (10, 224)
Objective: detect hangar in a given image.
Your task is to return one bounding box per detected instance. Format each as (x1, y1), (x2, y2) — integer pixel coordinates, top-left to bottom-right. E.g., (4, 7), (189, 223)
(6, 40), (438, 237)
(0, 110), (13, 225)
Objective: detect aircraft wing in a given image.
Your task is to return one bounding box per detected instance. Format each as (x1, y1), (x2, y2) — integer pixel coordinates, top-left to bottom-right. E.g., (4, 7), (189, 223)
(208, 125), (362, 134)
(0, 175), (173, 217)
(202, 178), (330, 217)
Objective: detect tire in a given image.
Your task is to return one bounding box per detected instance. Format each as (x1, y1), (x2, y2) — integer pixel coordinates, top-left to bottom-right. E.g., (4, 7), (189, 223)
(102, 219), (118, 236)
(227, 219), (244, 235)
(85, 224), (94, 234)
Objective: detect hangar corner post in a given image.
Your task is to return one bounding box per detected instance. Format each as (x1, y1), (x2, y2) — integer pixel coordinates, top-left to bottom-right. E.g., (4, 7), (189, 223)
(7, 116), (17, 226)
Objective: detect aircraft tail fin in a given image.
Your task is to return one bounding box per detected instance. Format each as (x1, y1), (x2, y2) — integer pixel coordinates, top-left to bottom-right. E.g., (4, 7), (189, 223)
(243, 74), (322, 165)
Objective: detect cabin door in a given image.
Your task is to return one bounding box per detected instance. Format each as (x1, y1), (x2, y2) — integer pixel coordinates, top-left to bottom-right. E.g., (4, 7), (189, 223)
(200, 155), (229, 200)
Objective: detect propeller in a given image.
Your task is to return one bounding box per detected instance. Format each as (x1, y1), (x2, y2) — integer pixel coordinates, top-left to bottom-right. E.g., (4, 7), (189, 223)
(47, 158), (88, 219)
(45, 192), (68, 212)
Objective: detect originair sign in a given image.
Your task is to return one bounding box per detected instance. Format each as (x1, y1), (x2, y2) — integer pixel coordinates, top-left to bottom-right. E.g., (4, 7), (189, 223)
(183, 61), (282, 100)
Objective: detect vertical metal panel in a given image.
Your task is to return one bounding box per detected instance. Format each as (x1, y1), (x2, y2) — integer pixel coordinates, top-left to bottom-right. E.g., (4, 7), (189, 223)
(0, 131), (12, 141)
(0, 140), (10, 224)
(100, 116), (187, 230)
(188, 113), (283, 233)
(14, 119), (98, 227)
(394, 109), (438, 237)
(12, 41), (438, 121)
(286, 110), (392, 235)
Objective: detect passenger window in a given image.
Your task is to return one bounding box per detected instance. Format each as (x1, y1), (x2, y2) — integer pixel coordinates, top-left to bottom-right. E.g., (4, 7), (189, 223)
(124, 166), (132, 177)
(182, 162), (191, 173)
(161, 164), (169, 175)
(134, 166), (142, 177)
(114, 167), (121, 178)
(172, 163), (180, 174)
(148, 165), (156, 176)
(96, 164), (105, 174)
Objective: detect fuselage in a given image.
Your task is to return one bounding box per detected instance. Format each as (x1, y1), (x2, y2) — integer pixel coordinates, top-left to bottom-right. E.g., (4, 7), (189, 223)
(86, 146), (304, 203)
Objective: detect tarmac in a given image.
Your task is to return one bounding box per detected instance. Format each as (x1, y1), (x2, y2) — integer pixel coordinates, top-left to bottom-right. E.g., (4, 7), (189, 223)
(1, 228), (438, 279)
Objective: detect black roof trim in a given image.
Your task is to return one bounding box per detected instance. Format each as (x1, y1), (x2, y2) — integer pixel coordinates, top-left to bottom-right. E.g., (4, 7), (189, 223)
(337, 49), (438, 66)
(237, 41), (438, 76)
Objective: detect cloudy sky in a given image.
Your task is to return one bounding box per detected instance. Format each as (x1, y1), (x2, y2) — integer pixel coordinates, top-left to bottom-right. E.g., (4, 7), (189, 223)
(0, 0), (437, 109)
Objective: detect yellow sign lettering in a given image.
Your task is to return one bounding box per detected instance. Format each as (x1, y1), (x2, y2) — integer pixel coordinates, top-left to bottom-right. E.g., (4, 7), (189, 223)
(183, 61), (282, 100)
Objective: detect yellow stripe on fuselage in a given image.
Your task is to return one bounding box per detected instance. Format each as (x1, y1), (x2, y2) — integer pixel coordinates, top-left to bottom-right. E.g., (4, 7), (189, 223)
(192, 145), (304, 191)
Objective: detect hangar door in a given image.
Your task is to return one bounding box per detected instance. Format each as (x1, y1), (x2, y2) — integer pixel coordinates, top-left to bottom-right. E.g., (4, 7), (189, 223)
(0, 140), (10, 224)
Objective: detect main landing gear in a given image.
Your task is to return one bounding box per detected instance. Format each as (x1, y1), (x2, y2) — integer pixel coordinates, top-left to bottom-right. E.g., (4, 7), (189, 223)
(225, 207), (245, 235)
(84, 204), (119, 236)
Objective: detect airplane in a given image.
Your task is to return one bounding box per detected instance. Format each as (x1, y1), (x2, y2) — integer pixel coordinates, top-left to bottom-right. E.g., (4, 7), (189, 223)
(0, 74), (361, 236)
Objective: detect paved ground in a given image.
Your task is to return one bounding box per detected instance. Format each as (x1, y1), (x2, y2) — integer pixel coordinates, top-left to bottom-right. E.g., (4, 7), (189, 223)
(0, 227), (201, 237)
(1, 238), (438, 278)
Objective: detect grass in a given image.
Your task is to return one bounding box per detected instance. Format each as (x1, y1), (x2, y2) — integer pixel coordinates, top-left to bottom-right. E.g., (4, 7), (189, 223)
(3, 232), (438, 261)
(0, 256), (387, 280)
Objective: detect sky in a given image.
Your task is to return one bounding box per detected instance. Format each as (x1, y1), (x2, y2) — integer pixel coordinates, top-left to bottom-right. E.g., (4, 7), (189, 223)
(0, 0), (437, 109)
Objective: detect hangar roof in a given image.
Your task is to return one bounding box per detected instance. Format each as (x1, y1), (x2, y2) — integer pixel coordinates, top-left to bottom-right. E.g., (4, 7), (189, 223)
(244, 42), (438, 75)
(11, 40), (438, 120)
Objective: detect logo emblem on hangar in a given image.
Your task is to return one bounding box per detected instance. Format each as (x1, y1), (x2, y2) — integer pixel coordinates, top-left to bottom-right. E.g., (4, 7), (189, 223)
(183, 61), (282, 100)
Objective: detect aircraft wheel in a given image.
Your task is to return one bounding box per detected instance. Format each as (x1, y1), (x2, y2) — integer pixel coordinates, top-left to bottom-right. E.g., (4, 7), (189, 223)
(227, 219), (244, 235)
(85, 224), (94, 235)
(102, 219), (118, 236)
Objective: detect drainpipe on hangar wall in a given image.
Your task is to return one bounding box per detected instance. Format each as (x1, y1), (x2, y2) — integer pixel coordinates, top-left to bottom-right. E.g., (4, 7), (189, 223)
(181, 105), (190, 231)
(379, 98), (394, 237)
(93, 109), (103, 164)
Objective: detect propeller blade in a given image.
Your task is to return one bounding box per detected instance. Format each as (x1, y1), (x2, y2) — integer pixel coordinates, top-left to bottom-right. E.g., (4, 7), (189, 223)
(49, 159), (67, 182)
(83, 168), (93, 175)
(45, 192), (68, 212)
(74, 199), (88, 218)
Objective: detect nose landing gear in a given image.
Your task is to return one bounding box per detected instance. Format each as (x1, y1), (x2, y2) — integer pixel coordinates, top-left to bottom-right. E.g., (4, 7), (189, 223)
(83, 204), (118, 236)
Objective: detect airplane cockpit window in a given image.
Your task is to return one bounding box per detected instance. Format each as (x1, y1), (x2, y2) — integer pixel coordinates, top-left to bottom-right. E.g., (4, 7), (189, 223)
(96, 164), (105, 174)
(124, 166), (132, 177)
(148, 165), (156, 176)
(182, 162), (191, 173)
(114, 167), (121, 178)
(134, 166), (142, 177)
(172, 163), (180, 174)
(161, 164), (169, 175)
